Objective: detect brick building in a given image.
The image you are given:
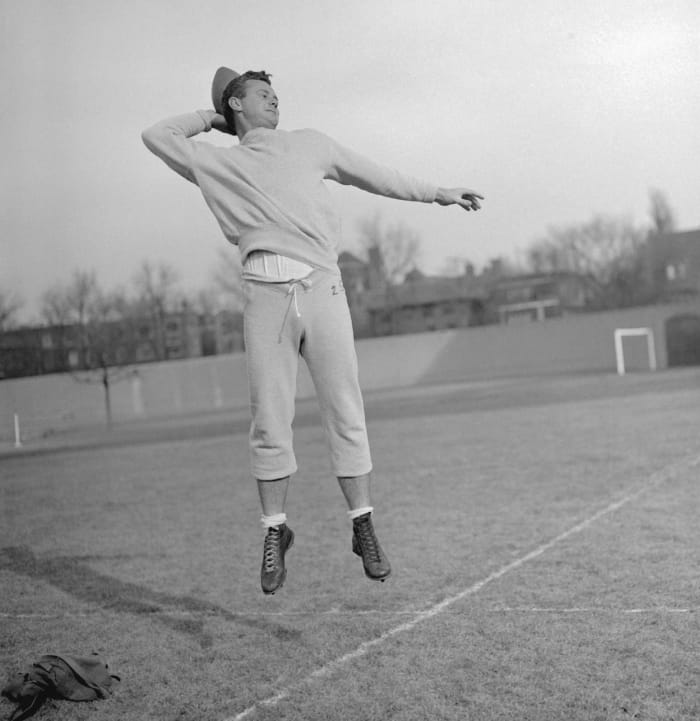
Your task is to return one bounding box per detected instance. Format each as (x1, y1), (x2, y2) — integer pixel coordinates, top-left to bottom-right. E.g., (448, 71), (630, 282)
(647, 228), (700, 301)
(0, 306), (203, 379)
(489, 271), (599, 324)
(364, 268), (487, 336)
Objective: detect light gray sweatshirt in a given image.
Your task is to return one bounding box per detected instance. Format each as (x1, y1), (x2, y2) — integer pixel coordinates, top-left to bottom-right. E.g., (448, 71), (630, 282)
(142, 110), (437, 271)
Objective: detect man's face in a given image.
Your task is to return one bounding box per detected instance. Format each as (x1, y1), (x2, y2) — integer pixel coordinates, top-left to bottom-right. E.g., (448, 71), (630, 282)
(231, 79), (279, 131)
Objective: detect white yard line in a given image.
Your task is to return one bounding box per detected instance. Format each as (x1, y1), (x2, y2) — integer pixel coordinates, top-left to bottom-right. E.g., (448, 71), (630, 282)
(491, 606), (696, 614)
(225, 451), (700, 721)
(0, 606), (696, 620)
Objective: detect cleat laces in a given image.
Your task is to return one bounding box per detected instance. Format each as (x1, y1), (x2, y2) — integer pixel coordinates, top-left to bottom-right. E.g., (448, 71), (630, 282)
(354, 518), (381, 563)
(262, 527), (283, 572)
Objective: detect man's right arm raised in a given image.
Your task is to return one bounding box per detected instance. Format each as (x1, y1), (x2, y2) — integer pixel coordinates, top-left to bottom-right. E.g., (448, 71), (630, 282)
(141, 110), (216, 183)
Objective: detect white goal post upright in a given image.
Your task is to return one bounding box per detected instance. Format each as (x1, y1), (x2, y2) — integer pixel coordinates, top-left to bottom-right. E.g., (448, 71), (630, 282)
(614, 327), (657, 376)
(13, 413), (22, 448)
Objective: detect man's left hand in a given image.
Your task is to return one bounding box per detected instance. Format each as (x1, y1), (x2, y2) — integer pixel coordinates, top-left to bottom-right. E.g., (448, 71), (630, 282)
(435, 188), (484, 211)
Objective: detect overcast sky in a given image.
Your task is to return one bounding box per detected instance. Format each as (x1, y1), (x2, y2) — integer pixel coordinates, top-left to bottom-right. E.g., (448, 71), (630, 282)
(2, 0), (699, 322)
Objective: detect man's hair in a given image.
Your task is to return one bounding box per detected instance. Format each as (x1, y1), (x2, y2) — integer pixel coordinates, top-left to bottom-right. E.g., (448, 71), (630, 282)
(222, 70), (272, 135)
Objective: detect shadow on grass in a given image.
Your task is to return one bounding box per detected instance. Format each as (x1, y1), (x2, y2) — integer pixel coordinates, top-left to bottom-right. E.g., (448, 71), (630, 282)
(0, 546), (302, 649)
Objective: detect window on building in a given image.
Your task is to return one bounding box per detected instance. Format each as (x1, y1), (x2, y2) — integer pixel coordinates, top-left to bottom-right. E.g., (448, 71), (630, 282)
(533, 283), (554, 299)
(505, 287), (530, 303)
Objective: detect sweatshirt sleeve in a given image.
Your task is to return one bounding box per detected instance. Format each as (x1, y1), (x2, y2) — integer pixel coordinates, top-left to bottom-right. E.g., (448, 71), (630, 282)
(321, 132), (437, 203)
(141, 110), (215, 183)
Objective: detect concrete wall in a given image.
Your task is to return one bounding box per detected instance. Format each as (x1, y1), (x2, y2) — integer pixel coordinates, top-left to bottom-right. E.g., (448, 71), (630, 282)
(417, 303), (678, 384)
(2, 301), (698, 442)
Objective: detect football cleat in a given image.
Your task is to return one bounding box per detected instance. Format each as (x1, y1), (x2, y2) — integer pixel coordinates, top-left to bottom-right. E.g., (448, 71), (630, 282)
(352, 512), (391, 582)
(261, 524), (294, 595)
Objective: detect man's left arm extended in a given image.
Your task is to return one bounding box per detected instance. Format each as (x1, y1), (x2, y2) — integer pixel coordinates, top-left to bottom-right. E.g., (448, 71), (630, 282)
(434, 187), (483, 211)
(324, 134), (484, 211)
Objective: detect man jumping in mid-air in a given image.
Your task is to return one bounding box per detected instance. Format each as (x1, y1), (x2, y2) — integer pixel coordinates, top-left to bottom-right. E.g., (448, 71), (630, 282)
(142, 67), (483, 595)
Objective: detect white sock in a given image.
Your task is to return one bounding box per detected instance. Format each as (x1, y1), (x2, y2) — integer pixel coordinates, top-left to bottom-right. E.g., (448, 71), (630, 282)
(261, 512), (287, 529)
(348, 506), (373, 521)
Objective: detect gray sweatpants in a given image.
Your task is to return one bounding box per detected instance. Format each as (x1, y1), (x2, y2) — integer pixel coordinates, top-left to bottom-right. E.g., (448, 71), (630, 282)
(243, 269), (372, 480)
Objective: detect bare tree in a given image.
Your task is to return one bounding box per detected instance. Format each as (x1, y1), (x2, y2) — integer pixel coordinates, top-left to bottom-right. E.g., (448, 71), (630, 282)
(39, 285), (74, 372)
(358, 213), (421, 285)
(645, 188), (679, 300)
(648, 188), (676, 236)
(525, 215), (651, 308)
(73, 288), (139, 427)
(41, 272), (137, 426)
(40, 286), (72, 327)
(65, 270), (98, 327)
(190, 288), (216, 316)
(40, 270), (99, 362)
(0, 291), (23, 331)
(211, 247), (244, 311)
(132, 260), (183, 360)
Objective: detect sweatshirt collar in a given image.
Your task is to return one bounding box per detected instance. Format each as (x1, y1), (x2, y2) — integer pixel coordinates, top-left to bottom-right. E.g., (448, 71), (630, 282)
(240, 127), (277, 145)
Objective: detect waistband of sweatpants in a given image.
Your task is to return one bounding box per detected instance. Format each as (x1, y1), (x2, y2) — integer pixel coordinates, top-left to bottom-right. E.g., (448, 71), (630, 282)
(242, 266), (341, 293)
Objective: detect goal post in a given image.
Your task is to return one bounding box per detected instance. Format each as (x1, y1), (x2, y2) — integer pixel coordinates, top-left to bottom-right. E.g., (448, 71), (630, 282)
(614, 327), (657, 375)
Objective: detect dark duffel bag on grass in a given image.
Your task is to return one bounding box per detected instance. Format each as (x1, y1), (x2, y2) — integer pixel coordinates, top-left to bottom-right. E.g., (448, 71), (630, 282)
(1, 653), (119, 721)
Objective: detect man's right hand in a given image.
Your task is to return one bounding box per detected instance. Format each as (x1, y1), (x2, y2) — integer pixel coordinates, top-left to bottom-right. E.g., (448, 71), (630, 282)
(211, 113), (232, 134)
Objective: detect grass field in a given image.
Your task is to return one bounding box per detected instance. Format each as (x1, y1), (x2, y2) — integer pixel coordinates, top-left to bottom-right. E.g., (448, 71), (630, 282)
(1, 370), (699, 721)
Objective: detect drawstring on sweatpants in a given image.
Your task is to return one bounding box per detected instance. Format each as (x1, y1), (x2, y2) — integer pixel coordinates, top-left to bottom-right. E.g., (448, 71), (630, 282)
(278, 278), (312, 343)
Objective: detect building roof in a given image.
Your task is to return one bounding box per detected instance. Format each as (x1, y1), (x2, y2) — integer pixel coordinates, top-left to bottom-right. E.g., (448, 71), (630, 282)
(365, 275), (486, 310)
(654, 228), (700, 259)
(492, 271), (593, 287)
